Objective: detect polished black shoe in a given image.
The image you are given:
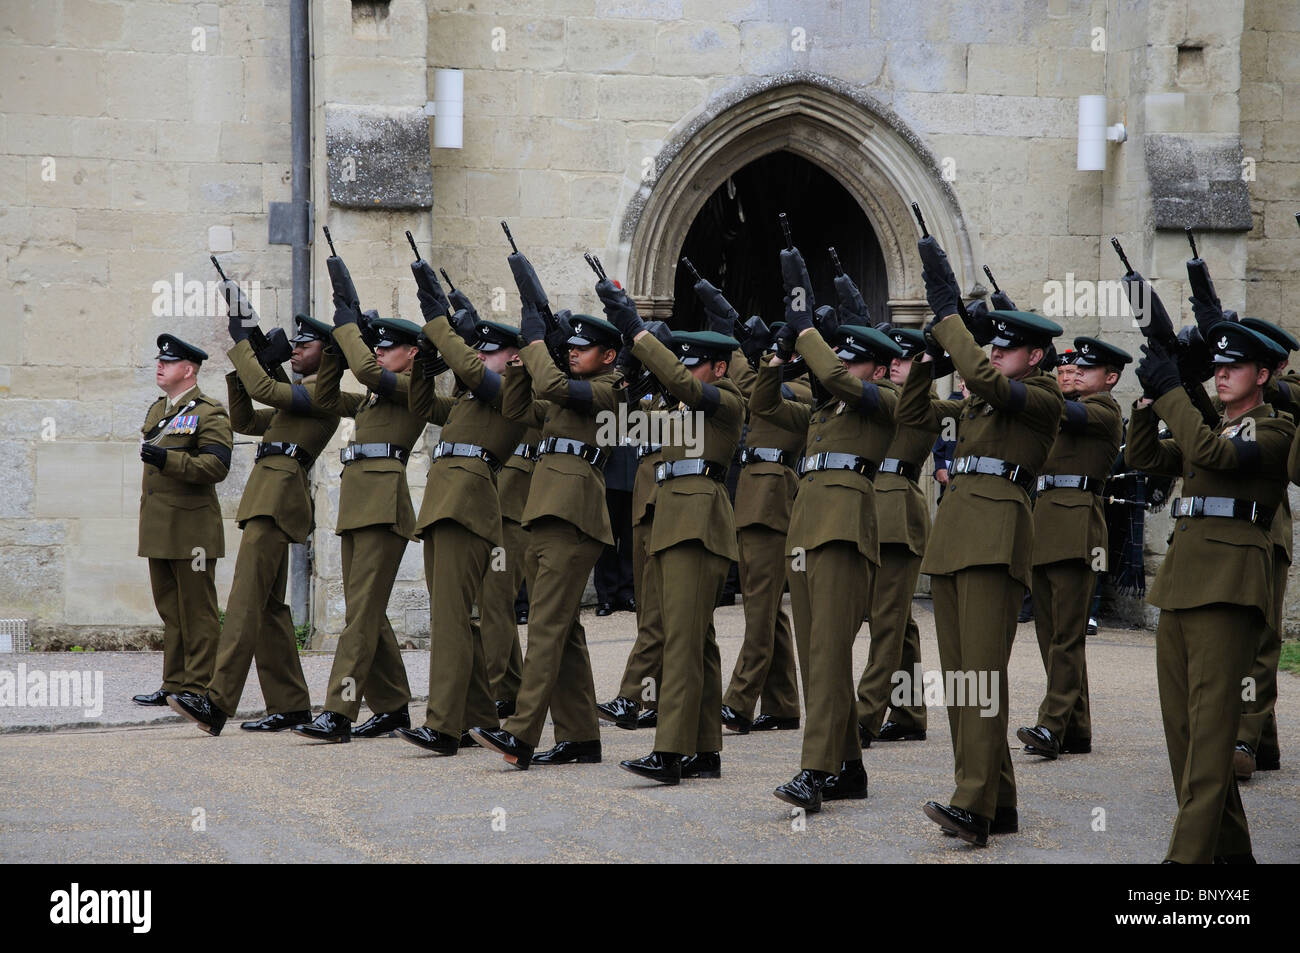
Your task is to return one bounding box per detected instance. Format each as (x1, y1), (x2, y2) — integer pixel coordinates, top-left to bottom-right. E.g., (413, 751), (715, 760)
(944, 805), (1018, 836)
(680, 751), (721, 779)
(877, 720), (926, 742)
(1060, 736), (1091, 754)
(1086, 617), (1099, 635)
(858, 723), (872, 749)
(773, 769), (828, 813)
(721, 704), (752, 734)
(923, 801), (990, 846)
(396, 725), (459, 756)
(470, 726), (533, 769)
(596, 603), (615, 617)
(822, 759), (868, 801)
(615, 597), (636, 612)
(494, 698), (516, 719)
(620, 751), (682, 785)
(132, 688), (170, 707)
(459, 730), (478, 748)
(293, 711), (352, 743)
(240, 710), (311, 731)
(1017, 725), (1060, 759)
(516, 608), (528, 625)
(751, 713), (799, 731)
(1257, 752), (1280, 771)
(1234, 742), (1257, 780)
(596, 695), (640, 730)
(352, 708), (411, 738)
(636, 708), (657, 728)
(532, 739), (602, 765)
(1213, 853), (1258, 864)
(715, 592), (736, 607)
(167, 692), (227, 736)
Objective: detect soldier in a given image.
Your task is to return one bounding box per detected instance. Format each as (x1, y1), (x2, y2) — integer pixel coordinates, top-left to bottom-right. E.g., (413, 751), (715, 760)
(292, 312), (426, 743)
(169, 313), (341, 734)
(598, 280), (745, 784)
(1233, 317), (1297, 780)
(855, 326), (939, 748)
(899, 239), (1064, 843)
(720, 331), (810, 735)
(470, 314), (624, 768)
(1126, 323), (1291, 864)
(396, 262), (532, 755)
(1017, 336), (1129, 760)
(133, 335), (232, 708)
(595, 444), (637, 616)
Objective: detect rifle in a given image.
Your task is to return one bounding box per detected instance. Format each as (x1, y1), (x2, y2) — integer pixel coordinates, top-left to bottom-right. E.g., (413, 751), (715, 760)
(1184, 226), (1223, 334)
(828, 245), (870, 325)
(982, 264), (1017, 311)
(503, 220), (569, 372)
(681, 255), (749, 342)
(211, 255), (290, 382)
(323, 226), (379, 349)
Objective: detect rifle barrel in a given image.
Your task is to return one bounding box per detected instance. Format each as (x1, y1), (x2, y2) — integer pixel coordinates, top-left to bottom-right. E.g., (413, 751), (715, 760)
(209, 255), (227, 282)
(828, 247), (843, 276)
(323, 226), (337, 258)
(1110, 237), (1132, 274)
(1185, 226), (1199, 259)
(779, 212), (792, 249)
(911, 202), (929, 238)
(501, 220), (518, 254)
(406, 230), (421, 261)
(439, 268), (456, 292)
(982, 264), (1000, 293)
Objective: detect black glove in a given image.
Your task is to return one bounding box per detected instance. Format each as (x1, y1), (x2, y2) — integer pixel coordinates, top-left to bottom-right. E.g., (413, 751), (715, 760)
(596, 279), (645, 342)
(922, 265), (961, 321)
(332, 286), (360, 327)
(963, 299), (994, 346)
(989, 290), (1017, 312)
(1122, 272), (1175, 346)
(1176, 324), (1213, 384)
(448, 307), (477, 344)
(411, 261), (451, 320)
(773, 322), (797, 362)
(519, 297), (546, 344)
(784, 292), (813, 334)
(1136, 340), (1181, 399)
(740, 315), (771, 367)
(643, 319), (673, 349)
(220, 280), (255, 343)
(140, 444), (168, 469)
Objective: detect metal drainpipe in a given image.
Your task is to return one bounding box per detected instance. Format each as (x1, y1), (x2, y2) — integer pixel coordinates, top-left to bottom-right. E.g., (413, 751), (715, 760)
(288, 0), (312, 631)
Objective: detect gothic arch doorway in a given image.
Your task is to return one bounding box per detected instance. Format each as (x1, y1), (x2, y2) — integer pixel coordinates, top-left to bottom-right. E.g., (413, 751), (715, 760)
(617, 74), (979, 328)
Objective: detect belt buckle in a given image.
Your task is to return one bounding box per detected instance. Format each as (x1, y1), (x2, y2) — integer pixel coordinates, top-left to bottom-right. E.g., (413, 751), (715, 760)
(654, 461), (667, 483)
(1247, 501), (1259, 522)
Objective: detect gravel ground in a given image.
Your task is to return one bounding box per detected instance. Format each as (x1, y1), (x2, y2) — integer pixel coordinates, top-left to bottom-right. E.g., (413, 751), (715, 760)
(1, 599), (1296, 863)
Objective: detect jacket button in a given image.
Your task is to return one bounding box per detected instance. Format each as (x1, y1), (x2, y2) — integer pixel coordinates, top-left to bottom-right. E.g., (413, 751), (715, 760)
(1180, 523), (1187, 531)
(147, 489), (153, 495)
(806, 476), (814, 482)
(1187, 470), (1194, 478)
(814, 435), (822, 442)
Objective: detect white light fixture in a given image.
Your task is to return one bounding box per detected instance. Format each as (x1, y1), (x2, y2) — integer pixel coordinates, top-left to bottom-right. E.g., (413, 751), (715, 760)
(425, 68), (463, 149)
(1077, 95), (1127, 171)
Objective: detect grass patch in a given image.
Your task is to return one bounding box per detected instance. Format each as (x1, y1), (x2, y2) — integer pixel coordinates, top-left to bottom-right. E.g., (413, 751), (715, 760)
(1281, 641), (1300, 676)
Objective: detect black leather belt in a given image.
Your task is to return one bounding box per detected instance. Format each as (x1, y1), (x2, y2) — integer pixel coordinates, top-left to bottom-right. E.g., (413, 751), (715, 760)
(654, 459), (728, 485)
(537, 436), (606, 470)
(740, 447), (793, 468)
(512, 443), (536, 461)
(636, 443), (663, 459)
(951, 454), (1035, 495)
(1037, 474), (1100, 495)
(255, 441), (314, 468)
(433, 441), (502, 473)
(796, 452), (878, 480)
(878, 457), (921, 482)
(1171, 496), (1274, 530)
(340, 442), (409, 466)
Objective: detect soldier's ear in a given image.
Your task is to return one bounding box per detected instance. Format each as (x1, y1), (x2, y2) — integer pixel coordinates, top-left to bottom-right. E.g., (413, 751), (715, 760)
(1027, 346), (1045, 368)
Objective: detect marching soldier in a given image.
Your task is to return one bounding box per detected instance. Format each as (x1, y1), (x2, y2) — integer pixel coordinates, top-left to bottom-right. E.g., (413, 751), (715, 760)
(720, 333), (810, 734)
(470, 313), (624, 768)
(855, 327), (938, 747)
(396, 259), (531, 755)
(133, 335), (232, 707)
(755, 319), (902, 811)
(1126, 323), (1291, 863)
(170, 313), (341, 734)
(292, 312), (426, 743)
(598, 278), (745, 783)
(1017, 336), (1128, 759)
(899, 238), (1064, 843)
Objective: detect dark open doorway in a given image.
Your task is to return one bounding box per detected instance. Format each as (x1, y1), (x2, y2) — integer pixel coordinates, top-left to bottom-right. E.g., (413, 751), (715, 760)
(672, 151), (888, 330)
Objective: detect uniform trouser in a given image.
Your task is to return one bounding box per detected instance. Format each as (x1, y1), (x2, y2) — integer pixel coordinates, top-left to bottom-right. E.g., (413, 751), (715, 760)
(930, 566), (1021, 820)
(788, 542), (873, 775)
(207, 517), (310, 717)
(422, 522), (498, 735)
(324, 526), (412, 721)
(723, 526), (801, 720)
(149, 556), (221, 696)
(617, 518), (664, 709)
(1156, 603), (1259, 863)
(1237, 550), (1286, 761)
(503, 518), (603, 747)
(857, 544), (927, 735)
(1031, 559), (1095, 742)
(479, 516), (527, 703)
(652, 542), (729, 755)
(594, 488), (635, 605)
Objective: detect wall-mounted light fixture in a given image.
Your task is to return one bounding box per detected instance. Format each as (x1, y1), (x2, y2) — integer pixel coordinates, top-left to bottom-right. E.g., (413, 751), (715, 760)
(1077, 94), (1127, 171)
(425, 68), (463, 149)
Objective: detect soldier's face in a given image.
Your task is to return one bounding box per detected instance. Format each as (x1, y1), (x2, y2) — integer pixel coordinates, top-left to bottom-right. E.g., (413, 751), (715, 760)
(480, 347), (517, 373)
(841, 358), (881, 382)
(375, 343), (417, 373)
(1056, 363), (1078, 392)
(1072, 365), (1115, 396)
(689, 358), (726, 383)
(291, 340), (324, 376)
(889, 356), (913, 385)
(990, 344), (1041, 379)
(1214, 362), (1268, 406)
(156, 359), (195, 392)
(568, 344), (615, 376)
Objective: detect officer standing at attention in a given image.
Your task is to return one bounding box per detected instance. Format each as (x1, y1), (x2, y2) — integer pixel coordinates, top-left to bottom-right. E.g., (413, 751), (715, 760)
(293, 302), (426, 743)
(470, 313), (624, 769)
(133, 335), (232, 707)
(598, 279), (745, 783)
(898, 232), (1064, 845)
(395, 257), (530, 756)
(1126, 322), (1291, 863)
(170, 311), (340, 734)
(855, 326), (939, 748)
(1017, 336), (1128, 759)
(720, 330), (810, 735)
